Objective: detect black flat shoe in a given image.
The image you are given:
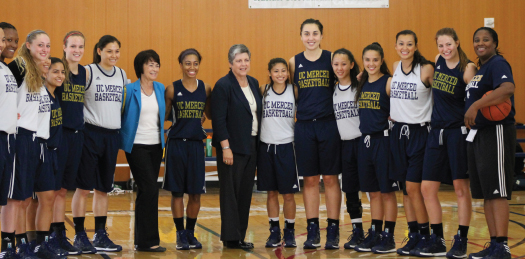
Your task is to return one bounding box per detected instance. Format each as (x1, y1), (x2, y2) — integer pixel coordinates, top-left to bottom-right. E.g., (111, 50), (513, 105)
(224, 241), (254, 249)
(240, 241), (254, 249)
(135, 246), (167, 252)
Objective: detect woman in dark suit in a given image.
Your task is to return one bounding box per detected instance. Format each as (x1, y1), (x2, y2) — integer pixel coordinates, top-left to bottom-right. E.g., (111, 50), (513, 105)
(211, 44), (262, 249)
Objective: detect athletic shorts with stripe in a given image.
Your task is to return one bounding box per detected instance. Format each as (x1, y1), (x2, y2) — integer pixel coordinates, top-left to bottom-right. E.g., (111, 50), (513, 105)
(359, 131), (399, 193)
(0, 132), (15, 205)
(468, 124), (515, 200)
(422, 127), (469, 184)
(34, 144), (57, 193)
(295, 118), (341, 176)
(56, 128), (84, 190)
(76, 123), (119, 193)
(257, 142), (299, 194)
(341, 138), (360, 193)
(163, 138), (206, 194)
(390, 122), (430, 183)
(10, 128), (39, 200)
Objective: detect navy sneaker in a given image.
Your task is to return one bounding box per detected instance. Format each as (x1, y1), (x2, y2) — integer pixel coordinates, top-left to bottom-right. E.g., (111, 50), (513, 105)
(410, 234), (430, 256)
(417, 234), (446, 257)
(93, 228), (122, 252)
(344, 227), (364, 249)
(16, 239), (38, 259)
(303, 223), (321, 249)
(483, 242), (511, 259)
(282, 229), (296, 248)
(73, 230), (97, 254)
(50, 230), (81, 255)
(33, 238), (67, 259)
(468, 240), (495, 259)
(324, 224), (340, 250)
(176, 230), (190, 250)
(372, 231), (396, 254)
(397, 232), (420, 255)
(0, 242), (20, 259)
(447, 235), (468, 259)
(265, 226), (282, 248)
(354, 228), (380, 252)
(186, 230), (202, 249)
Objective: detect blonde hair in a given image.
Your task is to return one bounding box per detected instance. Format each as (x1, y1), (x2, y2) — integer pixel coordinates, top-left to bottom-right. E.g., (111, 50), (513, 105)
(14, 30), (49, 93)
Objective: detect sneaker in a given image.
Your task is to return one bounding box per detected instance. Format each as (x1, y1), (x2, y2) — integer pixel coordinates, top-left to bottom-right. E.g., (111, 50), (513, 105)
(0, 242), (20, 259)
(372, 231), (396, 254)
(282, 229), (296, 248)
(47, 235), (69, 257)
(34, 238), (67, 259)
(176, 230), (190, 250)
(354, 228), (380, 252)
(93, 228), (122, 252)
(483, 242), (511, 259)
(186, 230), (202, 249)
(397, 232), (420, 255)
(447, 235), (468, 258)
(50, 230), (81, 255)
(303, 223), (321, 249)
(468, 240), (495, 259)
(417, 234), (446, 257)
(16, 241), (38, 259)
(344, 227), (365, 249)
(73, 230), (97, 254)
(324, 224), (340, 249)
(265, 226), (282, 248)
(410, 234), (430, 256)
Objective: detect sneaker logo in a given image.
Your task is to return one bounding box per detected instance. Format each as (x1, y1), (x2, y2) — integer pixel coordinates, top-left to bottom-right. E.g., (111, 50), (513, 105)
(298, 64), (303, 68)
(392, 182), (398, 187)
(437, 65), (440, 69)
(502, 75), (507, 79)
(493, 189), (499, 194)
(202, 186), (206, 191)
(177, 92), (183, 96)
(293, 184), (298, 188)
(96, 76), (101, 80)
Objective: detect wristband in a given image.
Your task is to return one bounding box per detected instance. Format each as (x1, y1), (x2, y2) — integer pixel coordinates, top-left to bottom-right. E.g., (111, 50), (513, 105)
(222, 146), (230, 150)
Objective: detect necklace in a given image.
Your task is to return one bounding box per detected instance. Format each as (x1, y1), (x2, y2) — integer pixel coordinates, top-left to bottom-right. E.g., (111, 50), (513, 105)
(141, 83), (153, 97)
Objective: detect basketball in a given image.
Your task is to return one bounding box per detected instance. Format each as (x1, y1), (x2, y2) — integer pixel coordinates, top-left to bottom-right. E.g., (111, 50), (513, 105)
(480, 90), (512, 121)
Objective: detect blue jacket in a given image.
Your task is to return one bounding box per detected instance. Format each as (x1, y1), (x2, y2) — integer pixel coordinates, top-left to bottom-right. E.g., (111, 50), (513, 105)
(120, 80), (166, 153)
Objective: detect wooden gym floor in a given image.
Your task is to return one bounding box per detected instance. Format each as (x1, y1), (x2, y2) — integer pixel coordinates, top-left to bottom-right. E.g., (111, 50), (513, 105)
(10, 188), (525, 258)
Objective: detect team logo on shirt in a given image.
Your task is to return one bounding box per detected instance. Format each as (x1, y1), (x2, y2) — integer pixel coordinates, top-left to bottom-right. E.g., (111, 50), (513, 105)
(297, 70), (331, 89)
(96, 76), (101, 80)
(4, 75), (17, 93)
(298, 64), (303, 68)
(177, 92), (183, 96)
(390, 81), (419, 100)
(437, 65), (441, 69)
(95, 84), (123, 102)
(502, 75), (507, 79)
(432, 71), (457, 94)
(333, 100), (358, 119)
(263, 101), (294, 118)
(465, 75), (482, 92)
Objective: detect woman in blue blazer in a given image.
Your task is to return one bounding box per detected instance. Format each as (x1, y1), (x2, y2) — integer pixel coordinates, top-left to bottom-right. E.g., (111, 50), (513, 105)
(120, 50), (166, 252)
(211, 44), (262, 249)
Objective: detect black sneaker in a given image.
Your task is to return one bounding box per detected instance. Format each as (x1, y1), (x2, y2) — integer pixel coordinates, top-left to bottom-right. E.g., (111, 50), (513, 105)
(0, 242), (19, 259)
(324, 224), (340, 250)
(282, 229), (296, 248)
(176, 230), (190, 250)
(468, 240), (495, 259)
(16, 240), (38, 259)
(186, 230), (202, 249)
(344, 227), (365, 249)
(397, 232), (420, 255)
(447, 235), (468, 259)
(93, 228), (122, 252)
(410, 234), (430, 256)
(73, 230), (97, 254)
(354, 228), (380, 252)
(265, 226), (282, 248)
(417, 234), (446, 257)
(303, 223), (321, 249)
(372, 231), (396, 254)
(484, 242), (511, 259)
(50, 230), (81, 255)
(33, 238), (67, 259)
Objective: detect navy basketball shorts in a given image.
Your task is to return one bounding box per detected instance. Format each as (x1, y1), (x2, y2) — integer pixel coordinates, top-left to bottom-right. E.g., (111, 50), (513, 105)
(56, 128), (84, 190)
(359, 132), (399, 193)
(390, 122), (430, 183)
(0, 132), (15, 205)
(34, 144), (57, 193)
(469, 124), (515, 200)
(257, 142), (299, 194)
(10, 128), (39, 200)
(295, 118), (341, 177)
(423, 127), (468, 184)
(76, 124), (119, 193)
(163, 138), (206, 194)
(341, 138), (360, 193)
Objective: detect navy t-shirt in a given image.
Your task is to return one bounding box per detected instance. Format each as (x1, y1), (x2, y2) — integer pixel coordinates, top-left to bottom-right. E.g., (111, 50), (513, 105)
(47, 89), (63, 148)
(56, 65), (86, 130)
(168, 79), (207, 140)
(431, 56), (471, 129)
(358, 74), (390, 135)
(465, 55), (515, 129)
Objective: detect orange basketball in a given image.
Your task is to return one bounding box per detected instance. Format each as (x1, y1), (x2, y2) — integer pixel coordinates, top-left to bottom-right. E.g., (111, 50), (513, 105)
(480, 90), (512, 121)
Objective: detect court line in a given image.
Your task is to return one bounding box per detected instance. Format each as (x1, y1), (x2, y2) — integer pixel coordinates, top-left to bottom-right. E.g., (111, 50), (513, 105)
(472, 210), (523, 257)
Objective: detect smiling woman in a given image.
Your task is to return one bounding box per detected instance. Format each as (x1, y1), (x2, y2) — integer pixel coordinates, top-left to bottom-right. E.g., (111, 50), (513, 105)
(0, 22), (18, 63)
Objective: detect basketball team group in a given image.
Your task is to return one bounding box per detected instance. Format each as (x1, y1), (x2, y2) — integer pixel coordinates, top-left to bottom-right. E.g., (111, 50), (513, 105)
(0, 17), (516, 259)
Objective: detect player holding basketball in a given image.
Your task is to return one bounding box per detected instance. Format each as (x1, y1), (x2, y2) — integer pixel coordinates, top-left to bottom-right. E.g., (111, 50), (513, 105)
(289, 18), (340, 249)
(464, 27), (515, 259)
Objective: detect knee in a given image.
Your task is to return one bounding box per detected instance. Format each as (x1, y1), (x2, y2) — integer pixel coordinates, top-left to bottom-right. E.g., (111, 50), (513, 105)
(303, 177), (320, 188)
(420, 183), (433, 199)
(56, 189), (67, 197)
(322, 176), (339, 187)
(188, 194), (201, 204)
(267, 191), (279, 200)
(406, 183), (421, 196)
(381, 192), (396, 202)
(453, 181), (470, 200)
(77, 189), (91, 198)
(369, 191), (381, 200)
(282, 194), (295, 203)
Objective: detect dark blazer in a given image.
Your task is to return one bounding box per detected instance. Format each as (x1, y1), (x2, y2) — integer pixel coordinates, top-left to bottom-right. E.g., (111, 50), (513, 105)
(211, 70), (262, 155)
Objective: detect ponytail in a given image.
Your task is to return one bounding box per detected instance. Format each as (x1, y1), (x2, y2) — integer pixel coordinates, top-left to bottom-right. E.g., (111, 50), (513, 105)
(93, 35), (120, 64)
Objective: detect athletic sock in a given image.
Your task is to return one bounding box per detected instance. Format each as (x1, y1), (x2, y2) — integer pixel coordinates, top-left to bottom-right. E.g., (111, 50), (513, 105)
(490, 236), (496, 242)
(186, 217), (197, 231)
(174, 217), (184, 231)
(408, 221), (419, 233)
(371, 219), (383, 232)
(269, 217), (280, 228)
(351, 219), (363, 230)
(306, 218), (319, 226)
(1, 232), (15, 251)
(496, 237), (508, 245)
(36, 231), (48, 245)
(94, 216), (107, 231)
(384, 221), (396, 234)
(50, 222), (65, 234)
(419, 222), (430, 235)
(431, 223), (444, 238)
(26, 231), (36, 242)
(285, 219), (295, 229)
(15, 233), (27, 247)
(73, 217), (85, 233)
(458, 225), (469, 238)
(327, 218), (339, 227)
